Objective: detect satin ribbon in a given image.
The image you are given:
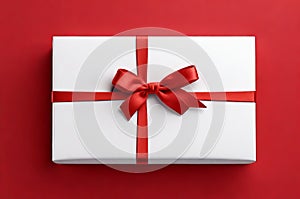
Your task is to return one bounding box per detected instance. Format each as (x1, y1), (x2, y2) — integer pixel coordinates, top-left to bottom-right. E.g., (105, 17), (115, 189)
(52, 91), (255, 103)
(112, 65), (206, 120)
(52, 36), (256, 164)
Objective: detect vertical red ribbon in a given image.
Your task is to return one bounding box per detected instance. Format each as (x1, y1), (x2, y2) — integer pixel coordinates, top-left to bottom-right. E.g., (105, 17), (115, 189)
(136, 36), (148, 164)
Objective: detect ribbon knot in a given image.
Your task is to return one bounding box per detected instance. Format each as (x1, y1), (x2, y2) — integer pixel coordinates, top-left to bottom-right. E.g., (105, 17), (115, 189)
(147, 82), (160, 94)
(112, 65), (206, 120)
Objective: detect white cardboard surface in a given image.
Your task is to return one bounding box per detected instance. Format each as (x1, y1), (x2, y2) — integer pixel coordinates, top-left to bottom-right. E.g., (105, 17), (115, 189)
(52, 36), (256, 164)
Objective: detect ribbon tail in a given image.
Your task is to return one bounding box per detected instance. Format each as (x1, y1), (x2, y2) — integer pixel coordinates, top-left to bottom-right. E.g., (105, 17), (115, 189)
(120, 92), (148, 120)
(175, 89), (206, 110)
(156, 90), (189, 115)
(157, 89), (206, 115)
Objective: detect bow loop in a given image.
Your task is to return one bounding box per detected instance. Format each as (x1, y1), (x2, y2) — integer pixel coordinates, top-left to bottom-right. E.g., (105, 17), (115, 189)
(112, 69), (145, 93)
(160, 65), (199, 89)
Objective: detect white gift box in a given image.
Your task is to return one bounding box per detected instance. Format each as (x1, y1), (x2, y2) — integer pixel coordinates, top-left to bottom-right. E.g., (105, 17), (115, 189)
(52, 36), (256, 164)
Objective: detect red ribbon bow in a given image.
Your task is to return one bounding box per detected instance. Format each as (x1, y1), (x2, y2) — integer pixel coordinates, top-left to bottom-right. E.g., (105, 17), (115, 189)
(112, 65), (206, 120)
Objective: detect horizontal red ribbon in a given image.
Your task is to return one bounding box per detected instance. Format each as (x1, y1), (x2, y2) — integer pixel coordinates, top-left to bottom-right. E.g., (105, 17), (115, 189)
(52, 91), (255, 103)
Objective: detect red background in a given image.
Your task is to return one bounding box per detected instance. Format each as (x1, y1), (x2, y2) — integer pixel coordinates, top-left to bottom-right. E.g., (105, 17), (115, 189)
(1, 0), (300, 198)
